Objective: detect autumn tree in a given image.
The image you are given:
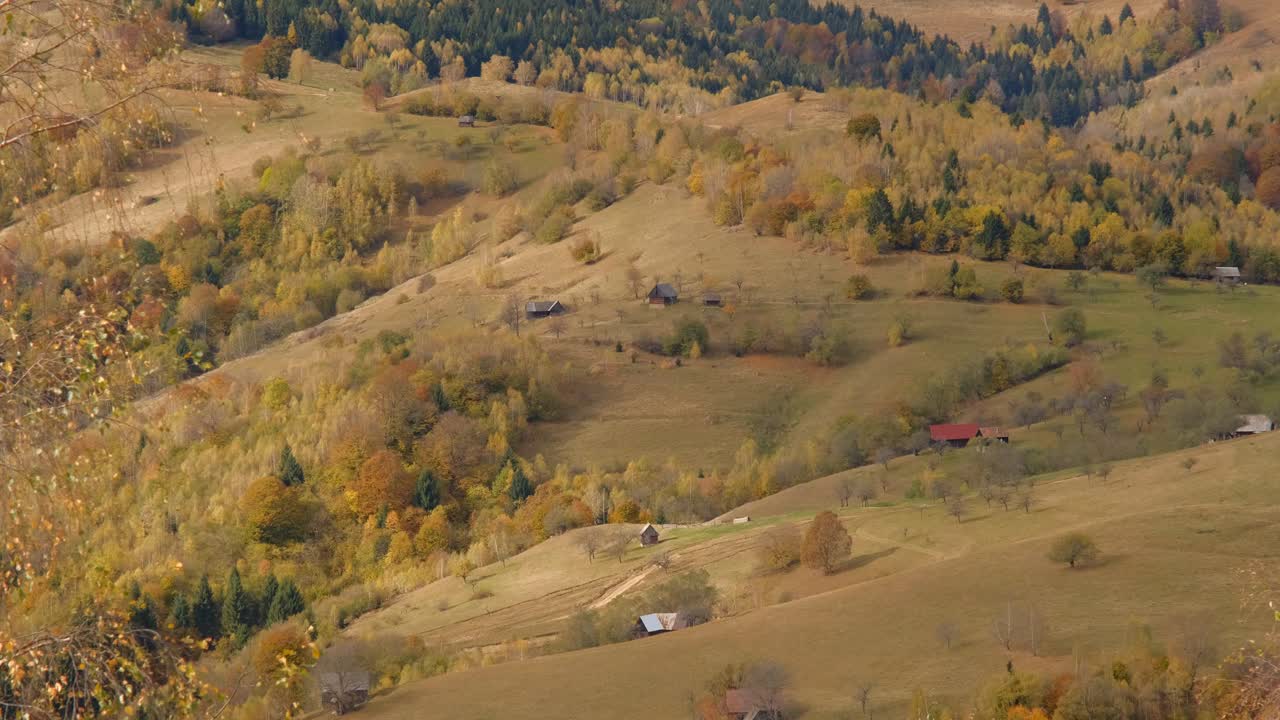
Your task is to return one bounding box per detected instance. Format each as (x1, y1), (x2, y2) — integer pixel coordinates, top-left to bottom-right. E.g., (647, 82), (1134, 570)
(626, 264), (646, 298)
(0, 612), (207, 718)
(352, 449), (413, 516)
(847, 113), (882, 143)
(576, 526), (605, 563)
(242, 475), (310, 545)
(1048, 533), (1099, 568)
(289, 48), (313, 84)
(514, 60), (538, 85)
(836, 475), (855, 508)
(363, 81), (388, 111)
(1257, 167), (1280, 210)
(757, 526), (803, 573)
(480, 54), (515, 81)
(1054, 308), (1087, 347)
(801, 511), (853, 574)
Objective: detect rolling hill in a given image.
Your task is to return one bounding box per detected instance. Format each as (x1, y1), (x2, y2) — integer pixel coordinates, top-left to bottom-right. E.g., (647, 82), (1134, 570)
(347, 429), (1280, 719)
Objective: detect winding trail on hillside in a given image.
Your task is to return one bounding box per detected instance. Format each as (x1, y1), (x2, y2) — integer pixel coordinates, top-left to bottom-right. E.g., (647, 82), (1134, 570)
(589, 565), (660, 609)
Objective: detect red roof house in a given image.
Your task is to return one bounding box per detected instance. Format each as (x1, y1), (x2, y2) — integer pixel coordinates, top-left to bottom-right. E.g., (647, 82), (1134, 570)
(930, 423), (980, 447)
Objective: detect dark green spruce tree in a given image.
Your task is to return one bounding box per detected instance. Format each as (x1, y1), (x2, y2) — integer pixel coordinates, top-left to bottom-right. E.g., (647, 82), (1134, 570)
(191, 575), (221, 640)
(268, 580), (306, 624)
(279, 444), (304, 486)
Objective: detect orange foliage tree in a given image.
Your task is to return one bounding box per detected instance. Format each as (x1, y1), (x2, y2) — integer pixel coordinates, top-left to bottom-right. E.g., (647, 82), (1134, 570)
(800, 511), (852, 574)
(351, 449), (413, 516)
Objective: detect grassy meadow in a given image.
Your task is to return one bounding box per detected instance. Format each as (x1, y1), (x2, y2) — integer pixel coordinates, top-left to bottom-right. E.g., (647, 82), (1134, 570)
(350, 429), (1280, 719)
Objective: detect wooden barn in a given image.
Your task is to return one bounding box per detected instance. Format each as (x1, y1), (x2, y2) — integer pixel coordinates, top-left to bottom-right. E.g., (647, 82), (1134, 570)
(648, 283), (678, 305)
(457, 114), (476, 127)
(525, 300), (565, 319)
(633, 612), (686, 638)
(703, 291), (723, 307)
(1234, 414), (1273, 436)
(639, 523), (660, 546)
(1213, 266), (1241, 285)
(929, 423), (980, 448)
(978, 426), (1009, 443)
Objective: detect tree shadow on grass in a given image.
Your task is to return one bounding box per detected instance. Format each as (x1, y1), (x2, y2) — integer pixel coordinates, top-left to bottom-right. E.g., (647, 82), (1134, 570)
(1061, 553), (1126, 572)
(832, 546), (897, 574)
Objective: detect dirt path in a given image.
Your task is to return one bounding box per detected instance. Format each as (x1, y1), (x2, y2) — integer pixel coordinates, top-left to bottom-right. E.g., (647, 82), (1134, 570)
(588, 564), (659, 609)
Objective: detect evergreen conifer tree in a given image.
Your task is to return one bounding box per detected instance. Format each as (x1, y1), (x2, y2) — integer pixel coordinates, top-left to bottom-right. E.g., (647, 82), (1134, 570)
(279, 444), (304, 486)
(507, 460), (533, 503)
(191, 575), (221, 639)
(221, 568), (252, 644)
(268, 580), (306, 624)
(413, 468), (440, 510)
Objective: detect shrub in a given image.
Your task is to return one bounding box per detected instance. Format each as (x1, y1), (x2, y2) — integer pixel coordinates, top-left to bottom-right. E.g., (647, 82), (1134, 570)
(335, 288), (365, 314)
(756, 527), (802, 573)
(1001, 278), (1025, 303)
(534, 205), (574, 243)
(569, 236), (602, 264)
(952, 266), (984, 300)
(481, 160), (518, 197)
(664, 320), (709, 357)
(845, 273), (874, 300)
(806, 330), (850, 366)
(890, 315), (921, 345)
(584, 181), (616, 211)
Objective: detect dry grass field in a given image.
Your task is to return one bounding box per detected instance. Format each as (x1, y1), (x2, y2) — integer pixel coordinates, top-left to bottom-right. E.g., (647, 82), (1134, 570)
(348, 429), (1280, 719)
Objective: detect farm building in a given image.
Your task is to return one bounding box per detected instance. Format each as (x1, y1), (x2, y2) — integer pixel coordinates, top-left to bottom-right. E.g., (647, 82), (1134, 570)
(978, 426), (1009, 443)
(1213, 266), (1241, 284)
(703, 291), (723, 306)
(639, 523), (660, 546)
(929, 423), (980, 448)
(634, 612), (686, 638)
(648, 283), (679, 305)
(457, 114), (476, 127)
(1235, 414), (1273, 436)
(525, 300), (565, 319)
(318, 672), (371, 715)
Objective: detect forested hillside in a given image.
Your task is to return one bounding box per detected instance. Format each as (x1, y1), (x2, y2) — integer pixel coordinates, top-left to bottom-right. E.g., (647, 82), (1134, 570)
(7, 0), (1280, 717)
(200, 0), (1230, 125)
